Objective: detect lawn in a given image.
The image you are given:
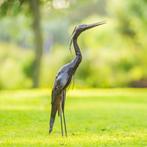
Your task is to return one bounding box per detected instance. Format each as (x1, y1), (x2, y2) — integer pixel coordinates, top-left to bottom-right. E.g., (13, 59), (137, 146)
(0, 89), (147, 146)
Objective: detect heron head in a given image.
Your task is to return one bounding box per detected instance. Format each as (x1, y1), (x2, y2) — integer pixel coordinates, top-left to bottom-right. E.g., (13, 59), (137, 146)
(74, 21), (106, 35)
(69, 21), (106, 50)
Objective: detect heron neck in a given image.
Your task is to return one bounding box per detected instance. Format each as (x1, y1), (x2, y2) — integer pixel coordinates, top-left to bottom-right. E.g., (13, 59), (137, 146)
(73, 36), (82, 57)
(69, 36), (82, 72)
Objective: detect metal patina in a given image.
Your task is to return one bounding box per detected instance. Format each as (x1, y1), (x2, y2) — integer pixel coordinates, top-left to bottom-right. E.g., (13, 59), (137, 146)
(49, 21), (105, 136)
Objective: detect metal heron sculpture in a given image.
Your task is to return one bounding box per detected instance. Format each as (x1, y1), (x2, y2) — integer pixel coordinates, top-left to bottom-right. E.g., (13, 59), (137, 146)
(49, 21), (105, 136)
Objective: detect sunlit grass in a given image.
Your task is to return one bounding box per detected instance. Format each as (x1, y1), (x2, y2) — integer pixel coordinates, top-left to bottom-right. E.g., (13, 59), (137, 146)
(0, 89), (147, 146)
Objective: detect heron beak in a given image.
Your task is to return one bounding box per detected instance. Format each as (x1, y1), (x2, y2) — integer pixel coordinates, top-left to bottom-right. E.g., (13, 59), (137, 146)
(84, 21), (106, 30)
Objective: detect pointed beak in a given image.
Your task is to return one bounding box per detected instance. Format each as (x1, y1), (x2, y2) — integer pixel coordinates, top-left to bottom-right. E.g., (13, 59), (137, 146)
(84, 21), (106, 30)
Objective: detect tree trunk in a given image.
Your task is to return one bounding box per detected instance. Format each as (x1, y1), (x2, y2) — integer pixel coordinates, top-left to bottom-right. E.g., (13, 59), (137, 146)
(29, 0), (43, 88)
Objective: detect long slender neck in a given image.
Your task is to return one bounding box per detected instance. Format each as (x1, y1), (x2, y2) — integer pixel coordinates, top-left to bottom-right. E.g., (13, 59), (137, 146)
(73, 35), (82, 58)
(68, 35), (82, 73)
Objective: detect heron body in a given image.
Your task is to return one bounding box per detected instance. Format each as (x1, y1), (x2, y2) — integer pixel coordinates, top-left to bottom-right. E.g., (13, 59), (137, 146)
(49, 21), (105, 136)
(54, 55), (82, 91)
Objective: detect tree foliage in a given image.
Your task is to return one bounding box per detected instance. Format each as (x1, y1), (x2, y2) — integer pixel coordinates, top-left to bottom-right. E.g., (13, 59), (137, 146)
(0, 0), (147, 89)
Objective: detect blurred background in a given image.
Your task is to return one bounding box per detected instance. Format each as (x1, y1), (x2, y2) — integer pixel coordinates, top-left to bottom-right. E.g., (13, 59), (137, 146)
(0, 0), (147, 90)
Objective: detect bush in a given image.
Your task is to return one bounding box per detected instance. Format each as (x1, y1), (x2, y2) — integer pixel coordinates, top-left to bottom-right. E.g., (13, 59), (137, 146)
(0, 43), (33, 89)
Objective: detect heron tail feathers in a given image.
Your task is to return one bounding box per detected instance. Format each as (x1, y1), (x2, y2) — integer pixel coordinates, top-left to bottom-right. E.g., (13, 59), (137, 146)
(49, 105), (57, 134)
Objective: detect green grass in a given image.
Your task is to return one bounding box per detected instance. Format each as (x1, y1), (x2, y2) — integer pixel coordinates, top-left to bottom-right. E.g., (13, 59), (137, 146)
(0, 89), (147, 146)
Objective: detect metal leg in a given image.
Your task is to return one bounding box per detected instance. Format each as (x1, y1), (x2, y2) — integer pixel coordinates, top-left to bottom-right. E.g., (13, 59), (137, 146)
(61, 90), (67, 136)
(63, 111), (67, 137)
(60, 105), (64, 136)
